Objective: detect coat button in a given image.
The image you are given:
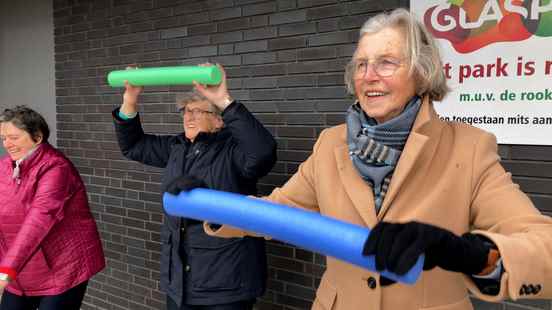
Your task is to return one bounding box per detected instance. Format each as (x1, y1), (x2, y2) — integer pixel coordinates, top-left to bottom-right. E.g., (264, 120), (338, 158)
(521, 284), (531, 295)
(520, 284), (532, 295)
(367, 277), (377, 289)
(185, 265), (191, 272)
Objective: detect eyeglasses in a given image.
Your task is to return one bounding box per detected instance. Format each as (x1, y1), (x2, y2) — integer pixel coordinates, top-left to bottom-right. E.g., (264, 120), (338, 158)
(180, 107), (215, 118)
(349, 57), (403, 78)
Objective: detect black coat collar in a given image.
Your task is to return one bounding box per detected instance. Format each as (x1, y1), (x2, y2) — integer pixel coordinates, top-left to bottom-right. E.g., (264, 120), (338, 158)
(183, 128), (231, 146)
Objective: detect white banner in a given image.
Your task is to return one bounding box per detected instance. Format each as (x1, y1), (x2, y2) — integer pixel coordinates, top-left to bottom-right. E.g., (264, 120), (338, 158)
(410, 0), (552, 145)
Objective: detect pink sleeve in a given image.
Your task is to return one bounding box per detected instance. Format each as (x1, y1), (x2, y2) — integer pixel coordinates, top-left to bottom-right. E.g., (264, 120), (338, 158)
(0, 162), (72, 278)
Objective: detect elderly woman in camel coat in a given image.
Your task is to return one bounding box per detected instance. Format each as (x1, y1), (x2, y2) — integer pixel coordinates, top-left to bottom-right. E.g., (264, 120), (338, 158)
(196, 8), (552, 310)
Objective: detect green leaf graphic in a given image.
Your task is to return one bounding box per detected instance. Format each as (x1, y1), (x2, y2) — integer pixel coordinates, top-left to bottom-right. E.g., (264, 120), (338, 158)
(447, 0), (464, 6)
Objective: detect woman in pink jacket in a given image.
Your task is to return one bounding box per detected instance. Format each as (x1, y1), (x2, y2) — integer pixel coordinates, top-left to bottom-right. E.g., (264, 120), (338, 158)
(0, 106), (105, 310)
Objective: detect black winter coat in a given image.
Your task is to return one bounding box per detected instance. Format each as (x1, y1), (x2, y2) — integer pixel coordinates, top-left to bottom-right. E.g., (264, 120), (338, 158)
(113, 102), (277, 306)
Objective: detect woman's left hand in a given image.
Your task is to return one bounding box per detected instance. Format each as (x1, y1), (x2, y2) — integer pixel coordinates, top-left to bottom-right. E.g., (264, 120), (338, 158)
(363, 221), (492, 276)
(193, 63), (233, 111)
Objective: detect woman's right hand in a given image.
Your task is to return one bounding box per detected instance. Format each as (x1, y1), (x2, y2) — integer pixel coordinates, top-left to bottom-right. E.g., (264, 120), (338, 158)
(121, 66), (143, 115)
(0, 279), (7, 294)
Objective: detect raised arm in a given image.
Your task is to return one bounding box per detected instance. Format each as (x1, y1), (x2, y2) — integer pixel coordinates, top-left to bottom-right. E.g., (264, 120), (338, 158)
(194, 64), (276, 179)
(112, 72), (179, 168)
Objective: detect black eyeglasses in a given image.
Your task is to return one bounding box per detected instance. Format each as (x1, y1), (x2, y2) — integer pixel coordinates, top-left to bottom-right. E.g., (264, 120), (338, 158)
(349, 57), (404, 78)
(180, 107), (215, 118)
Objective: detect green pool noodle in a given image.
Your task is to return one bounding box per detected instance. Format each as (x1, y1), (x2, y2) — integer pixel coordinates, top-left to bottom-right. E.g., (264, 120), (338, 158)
(107, 66), (222, 87)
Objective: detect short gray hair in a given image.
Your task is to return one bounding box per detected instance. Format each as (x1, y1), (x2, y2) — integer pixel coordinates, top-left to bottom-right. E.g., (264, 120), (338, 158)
(176, 91), (222, 115)
(344, 8), (449, 101)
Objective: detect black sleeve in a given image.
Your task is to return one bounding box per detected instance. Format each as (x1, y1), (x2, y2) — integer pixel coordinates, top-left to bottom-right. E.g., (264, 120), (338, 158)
(471, 274), (501, 296)
(112, 107), (180, 168)
(470, 238), (502, 296)
(222, 101), (277, 179)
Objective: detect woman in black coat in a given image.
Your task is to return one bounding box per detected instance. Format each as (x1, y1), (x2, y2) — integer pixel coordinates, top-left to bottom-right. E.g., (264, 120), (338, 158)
(112, 64), (277, 310)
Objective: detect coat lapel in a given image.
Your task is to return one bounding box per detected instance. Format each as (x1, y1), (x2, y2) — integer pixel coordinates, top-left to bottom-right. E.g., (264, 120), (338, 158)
(376, 132), (428, 220)
(335, 144), (378, 227)
(332, 97), (443, 225)
(377, 97), (442, 220)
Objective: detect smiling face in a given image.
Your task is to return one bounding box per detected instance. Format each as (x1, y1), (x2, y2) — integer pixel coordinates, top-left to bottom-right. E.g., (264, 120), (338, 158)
(0, 121), (41, 161)
(182, 100), (223, 141)
(353, 27), (417, 124)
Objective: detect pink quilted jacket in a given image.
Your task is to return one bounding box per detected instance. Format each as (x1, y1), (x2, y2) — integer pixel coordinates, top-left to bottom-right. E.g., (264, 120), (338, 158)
(0, 143), (105, 296)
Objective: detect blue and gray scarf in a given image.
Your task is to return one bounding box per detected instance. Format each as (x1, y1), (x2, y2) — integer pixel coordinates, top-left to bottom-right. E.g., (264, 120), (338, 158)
(346, 96), (421, 212)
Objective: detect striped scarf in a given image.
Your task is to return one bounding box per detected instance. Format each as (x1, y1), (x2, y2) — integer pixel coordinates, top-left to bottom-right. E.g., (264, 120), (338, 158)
(346, 96), (421, 213)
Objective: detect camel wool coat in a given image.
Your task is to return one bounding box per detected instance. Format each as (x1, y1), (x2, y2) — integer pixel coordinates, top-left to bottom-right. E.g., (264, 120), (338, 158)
(206, 97), (552, 310)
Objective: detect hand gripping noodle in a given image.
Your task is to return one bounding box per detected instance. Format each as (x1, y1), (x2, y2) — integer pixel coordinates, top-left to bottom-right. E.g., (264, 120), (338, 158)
(107, 66), (222, 87)
(163, 189), (424, 284)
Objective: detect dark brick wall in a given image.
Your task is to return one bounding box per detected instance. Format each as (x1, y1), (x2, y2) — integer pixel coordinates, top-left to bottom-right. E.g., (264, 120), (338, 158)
(52, 1), (551, 309)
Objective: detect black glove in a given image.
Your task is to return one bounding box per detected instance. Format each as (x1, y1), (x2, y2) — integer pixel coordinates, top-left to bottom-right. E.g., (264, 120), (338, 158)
(165, 176), (206, 195)
(363, 221), (490, 277)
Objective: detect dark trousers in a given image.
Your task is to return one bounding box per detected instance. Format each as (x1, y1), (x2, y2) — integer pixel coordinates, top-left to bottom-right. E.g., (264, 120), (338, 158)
(167, 296), (255, 310)
(0, 281), (88, 310)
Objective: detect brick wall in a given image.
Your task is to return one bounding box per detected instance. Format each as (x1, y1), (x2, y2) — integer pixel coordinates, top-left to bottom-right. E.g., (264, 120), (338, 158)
(52, 1), (552, 309)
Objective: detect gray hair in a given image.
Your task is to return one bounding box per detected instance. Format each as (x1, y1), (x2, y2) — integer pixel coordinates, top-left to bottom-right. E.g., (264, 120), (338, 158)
(344, 8), (449, 101)
(176, 91), (222, 115)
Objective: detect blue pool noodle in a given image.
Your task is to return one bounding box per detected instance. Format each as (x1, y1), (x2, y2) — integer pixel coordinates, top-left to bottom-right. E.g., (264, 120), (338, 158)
(163, 188), (424, 284)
